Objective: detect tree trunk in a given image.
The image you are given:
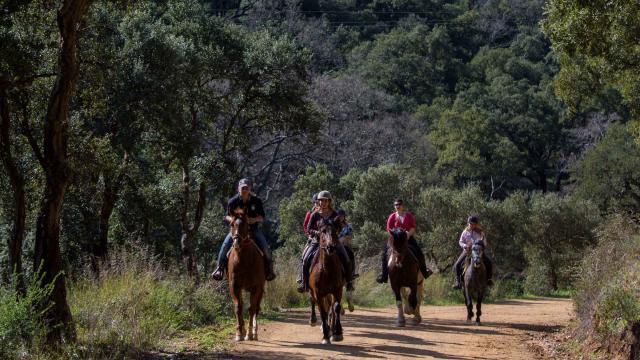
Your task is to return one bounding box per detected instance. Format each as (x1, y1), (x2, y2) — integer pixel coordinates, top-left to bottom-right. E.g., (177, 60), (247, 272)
(33, 0), (90, 345)
(91, 168), (125, 275)
(0, 85), (27, 295)
(180, 163), (206, 282)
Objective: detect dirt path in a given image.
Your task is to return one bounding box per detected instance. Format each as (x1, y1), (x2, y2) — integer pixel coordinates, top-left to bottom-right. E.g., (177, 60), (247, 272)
(228, 298), (572, 359)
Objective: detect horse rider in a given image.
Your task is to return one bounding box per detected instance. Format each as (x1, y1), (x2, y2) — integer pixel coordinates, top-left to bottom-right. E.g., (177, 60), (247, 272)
(376, 199), (432, 283)
(452, 215), (493, 289)
(336, 208), (358, 279)
(297, 190), (354, 293)
(211, 178), (276, 281)
(296, 193), (318, 289)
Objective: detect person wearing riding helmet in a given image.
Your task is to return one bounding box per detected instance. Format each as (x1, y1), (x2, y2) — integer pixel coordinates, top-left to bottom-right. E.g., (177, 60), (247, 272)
(297, 190), (354, 293)
(376, 199), (432, 283)
(452, 215), (493, 289)
(211, 178), (276, 281)
(296, 193), (319, 288)
(336, 209), (358, 279)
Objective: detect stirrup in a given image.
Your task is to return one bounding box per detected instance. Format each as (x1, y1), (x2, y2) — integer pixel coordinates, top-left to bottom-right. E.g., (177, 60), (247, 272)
(211, 268), (224, 281)
(296, 283), (306, 293)
(376, 274), (387, 284)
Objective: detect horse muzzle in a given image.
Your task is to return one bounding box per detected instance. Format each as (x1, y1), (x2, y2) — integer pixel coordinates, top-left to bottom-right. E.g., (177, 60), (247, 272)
(232, 237), (241, 250)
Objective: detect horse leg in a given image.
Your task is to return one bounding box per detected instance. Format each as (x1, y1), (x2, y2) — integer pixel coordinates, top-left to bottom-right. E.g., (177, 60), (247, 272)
(346, 285), (354, 312)
(409, 285), (421, 325)
(475, 291), (483, 326)
(394, 288), (405, 327)
(319, 297), (331, 345)
(246, 287), (263, 340)
(309, 297), (317, 326)
(331, 297), (344, 342)
(233, 287), (245, 341)
(464, 288), (474, 323)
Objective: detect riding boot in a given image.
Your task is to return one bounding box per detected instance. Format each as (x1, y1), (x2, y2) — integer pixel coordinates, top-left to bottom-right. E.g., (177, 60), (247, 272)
(376, 245), (389, 284)
(211, 259), (227, 281)
(260, 245), (276, 281)
(297, 243), (311, 292)
(484, 255), (493, 286)
(297, 243), (316, 293)
(345, 245), (358, 278)
(453, 262), (462, 289)
(408, 237), (432, 279)
(337, 244), (354, 291)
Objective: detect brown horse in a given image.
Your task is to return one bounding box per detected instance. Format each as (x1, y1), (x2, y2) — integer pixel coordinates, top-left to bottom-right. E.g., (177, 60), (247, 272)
(227, 210), (265, 341)
(463, 241), (487, 325)
(388, 228), (424, 327)
(308, 220), (345, 345)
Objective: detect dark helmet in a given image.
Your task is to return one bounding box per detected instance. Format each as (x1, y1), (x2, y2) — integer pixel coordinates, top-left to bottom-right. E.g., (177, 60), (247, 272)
(312, 193), (318, 203)
(336, 208), (347, 217)
(467, 215), (479, 224)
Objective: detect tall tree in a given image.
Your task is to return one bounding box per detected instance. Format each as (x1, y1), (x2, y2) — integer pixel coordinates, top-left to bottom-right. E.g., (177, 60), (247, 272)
(30, 0), (91, 343)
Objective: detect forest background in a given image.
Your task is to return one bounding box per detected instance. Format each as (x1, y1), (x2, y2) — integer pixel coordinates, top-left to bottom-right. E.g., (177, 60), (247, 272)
(1, 0), (639, 358)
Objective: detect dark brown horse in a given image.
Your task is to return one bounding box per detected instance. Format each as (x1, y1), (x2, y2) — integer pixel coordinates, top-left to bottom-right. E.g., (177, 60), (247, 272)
(227, 210), (265, 341)
(463, 241), (487, 325)
(308, 220), (345, 344)
(388, 228), (424, 327)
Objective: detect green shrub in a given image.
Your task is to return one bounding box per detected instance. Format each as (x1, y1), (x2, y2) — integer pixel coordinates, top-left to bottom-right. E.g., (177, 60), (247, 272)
(0, 273), (54, 360)
(68, 246), (229, 358)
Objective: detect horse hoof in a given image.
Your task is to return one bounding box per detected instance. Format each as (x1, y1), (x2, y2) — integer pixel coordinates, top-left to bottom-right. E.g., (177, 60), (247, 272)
(476, 321), (481, 326)
(412, 316), (422, 325)
(396, 320), (406, 327)
(331, 334), (343, 342)
(321, 338), (331, 345)
(235, 335), (244, 342)
(309, 320), (317, 327)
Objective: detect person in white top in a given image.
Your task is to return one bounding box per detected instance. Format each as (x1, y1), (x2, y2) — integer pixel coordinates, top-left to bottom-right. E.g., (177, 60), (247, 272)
(452, 216), (493, 289)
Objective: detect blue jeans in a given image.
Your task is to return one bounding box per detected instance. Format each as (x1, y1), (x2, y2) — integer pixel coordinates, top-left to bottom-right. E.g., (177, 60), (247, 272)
(217, 227), (270, 265)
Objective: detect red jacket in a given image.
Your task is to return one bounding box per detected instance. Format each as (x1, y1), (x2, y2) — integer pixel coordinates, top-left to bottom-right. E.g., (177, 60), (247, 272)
(386, 211), (416, 234)
(303, 210), (313, 236)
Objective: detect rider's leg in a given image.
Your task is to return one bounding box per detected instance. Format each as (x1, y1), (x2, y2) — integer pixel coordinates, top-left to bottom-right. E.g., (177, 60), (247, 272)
(344, 244), (358, 278)
(452, 251), (466, 289)
(337, 244), (354, 291)
(212, 232), (233, 280)
(408, 237), (432, 279)
(297, 241), (312, 292)
(483, 254), (494, 286)
(376, 244), (389, 283)
(253, 227), (276, 281)
(297, 242), (319, 293)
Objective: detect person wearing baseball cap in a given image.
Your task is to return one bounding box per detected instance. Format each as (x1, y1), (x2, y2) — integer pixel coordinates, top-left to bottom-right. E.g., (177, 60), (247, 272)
(212, 178), (276, 281)
(452, 215), (493, 289)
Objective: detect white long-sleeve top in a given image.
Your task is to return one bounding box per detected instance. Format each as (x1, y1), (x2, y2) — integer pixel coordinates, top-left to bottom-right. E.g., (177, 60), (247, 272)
(459, 229), (487, 250)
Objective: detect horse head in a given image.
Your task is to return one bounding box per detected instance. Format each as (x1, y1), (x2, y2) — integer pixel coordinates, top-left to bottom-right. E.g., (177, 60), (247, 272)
(471, 241), (485, 269)
(230, 209), (250, 251)
(318, 219), (339, 255)
(389, 228), (408, 253)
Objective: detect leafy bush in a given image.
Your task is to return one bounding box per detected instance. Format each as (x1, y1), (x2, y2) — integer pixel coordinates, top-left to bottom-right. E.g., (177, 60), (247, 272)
(0, 273), (54, 360)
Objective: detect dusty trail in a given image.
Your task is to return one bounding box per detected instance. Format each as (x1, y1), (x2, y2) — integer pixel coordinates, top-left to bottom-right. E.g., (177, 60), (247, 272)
(229, 298), (571, 359)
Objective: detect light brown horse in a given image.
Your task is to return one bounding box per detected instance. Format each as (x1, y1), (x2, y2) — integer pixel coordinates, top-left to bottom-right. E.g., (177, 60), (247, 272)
(227, 210), (265, 341)
(388, 228), (424, 327)
(308, 220), (345, 345)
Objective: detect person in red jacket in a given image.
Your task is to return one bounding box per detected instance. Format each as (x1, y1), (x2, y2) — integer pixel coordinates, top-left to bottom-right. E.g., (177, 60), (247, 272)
(376, 199), (431, 283)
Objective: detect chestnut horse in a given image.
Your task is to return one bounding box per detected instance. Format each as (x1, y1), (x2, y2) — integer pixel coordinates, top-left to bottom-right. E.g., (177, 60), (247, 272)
(308, 220), (345, 345)
(463, 241), (487, 325)
(227, 210), (265, 341)
(388, 228), (424, 327)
